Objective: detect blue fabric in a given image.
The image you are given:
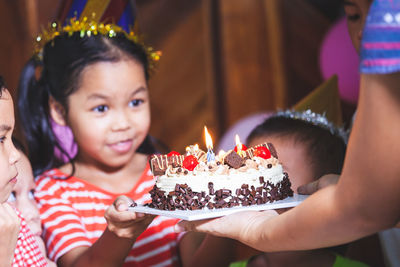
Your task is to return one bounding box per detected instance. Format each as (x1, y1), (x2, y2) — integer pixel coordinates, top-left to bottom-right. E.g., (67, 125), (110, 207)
(360, 0), (400, 73)
(64, 0), (88, 24)
(117, 0), (136, 32)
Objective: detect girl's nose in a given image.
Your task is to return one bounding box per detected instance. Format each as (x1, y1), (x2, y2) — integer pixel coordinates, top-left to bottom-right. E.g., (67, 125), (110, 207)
(9, 142), (21, 166)
(112, 110), (131, 131)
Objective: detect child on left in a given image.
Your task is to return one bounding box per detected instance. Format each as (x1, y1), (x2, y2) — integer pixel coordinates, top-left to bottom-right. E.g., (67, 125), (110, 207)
(8, 138), (57, 266)
(0, 76), (46, 266)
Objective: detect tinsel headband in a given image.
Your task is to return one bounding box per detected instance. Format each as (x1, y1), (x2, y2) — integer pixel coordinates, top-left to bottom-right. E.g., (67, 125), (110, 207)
(274, 109), (349, 144)
(34, 16), (161, 69)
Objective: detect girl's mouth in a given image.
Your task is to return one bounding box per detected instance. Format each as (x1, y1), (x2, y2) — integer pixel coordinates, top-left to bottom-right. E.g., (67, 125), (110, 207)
(109, 140), (133, 153)
(9, 173), (18, 184)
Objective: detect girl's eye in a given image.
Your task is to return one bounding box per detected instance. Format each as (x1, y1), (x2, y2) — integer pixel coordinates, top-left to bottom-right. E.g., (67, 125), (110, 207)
(29, 190), (35, 200)
(129, 99), (143, 107)
(93, 105), (109, 113)
(0, 136), (6, 144)
(7, 191), (16, 202)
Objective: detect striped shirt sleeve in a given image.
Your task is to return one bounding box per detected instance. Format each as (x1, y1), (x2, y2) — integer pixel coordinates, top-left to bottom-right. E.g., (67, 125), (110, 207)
(360, 0), (400, 73)
(35, 174), (91, 262)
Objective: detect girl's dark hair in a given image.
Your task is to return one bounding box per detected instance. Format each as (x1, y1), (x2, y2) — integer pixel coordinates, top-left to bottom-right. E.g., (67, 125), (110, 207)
(12, 136), (26, 153)
(18, 32), (155, 176)
(247, 116), (347, 179)
(0, 76), (5, 97)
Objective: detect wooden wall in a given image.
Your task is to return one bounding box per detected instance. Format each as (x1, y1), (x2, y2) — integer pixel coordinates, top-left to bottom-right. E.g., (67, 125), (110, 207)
(0, 0), (345, 153)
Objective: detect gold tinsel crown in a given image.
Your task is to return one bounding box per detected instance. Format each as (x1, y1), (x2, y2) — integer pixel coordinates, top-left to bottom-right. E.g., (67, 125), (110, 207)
(34, 16), (161, 68)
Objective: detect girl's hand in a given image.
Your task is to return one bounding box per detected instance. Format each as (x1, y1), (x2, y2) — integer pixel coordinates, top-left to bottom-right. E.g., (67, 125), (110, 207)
(175, 210), (278, 242)
(297, 174), (340, 195)
(0, 203), (20, 266)
(105, 195), (155, 239)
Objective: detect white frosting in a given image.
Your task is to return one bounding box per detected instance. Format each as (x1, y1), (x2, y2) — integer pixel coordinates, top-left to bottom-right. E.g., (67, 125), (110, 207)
(156, 157), (285, 195)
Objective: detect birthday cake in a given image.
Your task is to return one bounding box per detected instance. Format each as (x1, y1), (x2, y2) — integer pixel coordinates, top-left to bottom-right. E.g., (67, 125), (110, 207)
(147, 142), (293, 210)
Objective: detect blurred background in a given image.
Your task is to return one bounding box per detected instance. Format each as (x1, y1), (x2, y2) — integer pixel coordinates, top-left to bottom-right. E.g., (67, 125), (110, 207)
(0, 0), (357, 152)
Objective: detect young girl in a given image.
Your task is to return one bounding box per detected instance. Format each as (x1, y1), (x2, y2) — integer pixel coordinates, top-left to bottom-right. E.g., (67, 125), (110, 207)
(18, 18), (235, 267)
(8, 138), (56, 266)
(0, 76), (46, 266)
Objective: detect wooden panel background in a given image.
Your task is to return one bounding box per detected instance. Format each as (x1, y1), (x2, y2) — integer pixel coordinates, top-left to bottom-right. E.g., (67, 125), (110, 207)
(0, 0), (346, 153)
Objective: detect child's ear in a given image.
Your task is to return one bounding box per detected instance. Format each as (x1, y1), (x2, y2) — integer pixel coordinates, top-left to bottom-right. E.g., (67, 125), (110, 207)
(49, 96), (67, 126)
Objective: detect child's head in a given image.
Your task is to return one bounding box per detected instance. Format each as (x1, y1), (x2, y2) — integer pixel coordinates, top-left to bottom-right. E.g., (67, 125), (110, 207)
(344, 0), (373, 52)
(0, 76), (21, 203)
(7, 138), (42, 236)
(247, 111), (346, 191)
(18, 20), (156, 175)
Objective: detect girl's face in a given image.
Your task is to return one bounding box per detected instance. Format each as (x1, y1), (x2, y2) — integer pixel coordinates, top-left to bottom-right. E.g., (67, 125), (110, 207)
(57, 59), (150, 169)
(8, 153), (42, 236)
(248, 135), (314, 192)
(0, 89), (20, 203)
(344, 0), (372, 53)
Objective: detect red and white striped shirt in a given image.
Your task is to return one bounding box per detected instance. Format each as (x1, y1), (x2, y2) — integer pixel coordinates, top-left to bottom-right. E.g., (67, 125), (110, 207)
(35, 164), (181, 266)
(13, 210), (47, 267)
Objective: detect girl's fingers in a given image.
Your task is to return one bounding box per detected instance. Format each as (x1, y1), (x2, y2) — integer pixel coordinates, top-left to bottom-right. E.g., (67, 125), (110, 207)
(113, 195), (134, 212)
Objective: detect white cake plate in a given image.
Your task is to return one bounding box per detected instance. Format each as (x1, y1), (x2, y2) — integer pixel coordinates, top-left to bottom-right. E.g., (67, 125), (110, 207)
(129, 194), (308, 221)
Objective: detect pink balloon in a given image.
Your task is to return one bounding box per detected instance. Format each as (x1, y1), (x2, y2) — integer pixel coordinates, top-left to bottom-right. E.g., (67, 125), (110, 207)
(319, 18), (360, 104)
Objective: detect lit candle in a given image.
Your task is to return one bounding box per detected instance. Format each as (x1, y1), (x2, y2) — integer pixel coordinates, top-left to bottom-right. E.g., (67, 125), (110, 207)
(235, 134), (246, 157)
(204, 126), (215, 163)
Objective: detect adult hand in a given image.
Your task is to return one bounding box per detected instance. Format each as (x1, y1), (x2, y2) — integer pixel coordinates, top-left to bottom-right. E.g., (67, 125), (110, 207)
(0, 203), (20, 266)
(176, 210), (278, 241)
(105, 195), (155, 239)
(297, 174), (340, 195)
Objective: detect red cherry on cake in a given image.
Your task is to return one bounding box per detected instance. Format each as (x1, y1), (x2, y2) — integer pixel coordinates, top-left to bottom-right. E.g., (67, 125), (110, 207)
(254, 146), (271, 159)
(182, 155), (199, 171)
(234, 144), (248, 152)
(167, 151), (180, 157)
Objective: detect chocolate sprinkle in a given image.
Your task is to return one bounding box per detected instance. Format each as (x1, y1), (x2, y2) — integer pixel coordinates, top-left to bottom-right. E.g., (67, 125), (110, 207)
(146, 172), (293, 211)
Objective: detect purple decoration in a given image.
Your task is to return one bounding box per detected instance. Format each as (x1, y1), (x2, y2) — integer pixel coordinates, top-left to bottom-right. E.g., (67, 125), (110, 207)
(319, 18), (360, 104)
(51, 118), (78, 162)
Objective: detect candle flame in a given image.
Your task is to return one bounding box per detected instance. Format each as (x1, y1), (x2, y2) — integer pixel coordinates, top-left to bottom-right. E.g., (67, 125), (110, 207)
(204, 126), (213, 150)
(235, 134), (242, 152)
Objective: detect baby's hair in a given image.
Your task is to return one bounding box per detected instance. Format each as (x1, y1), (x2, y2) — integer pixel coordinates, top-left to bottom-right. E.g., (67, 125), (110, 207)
(247, 115), (346, 179)
(18, 31), (155, 176)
